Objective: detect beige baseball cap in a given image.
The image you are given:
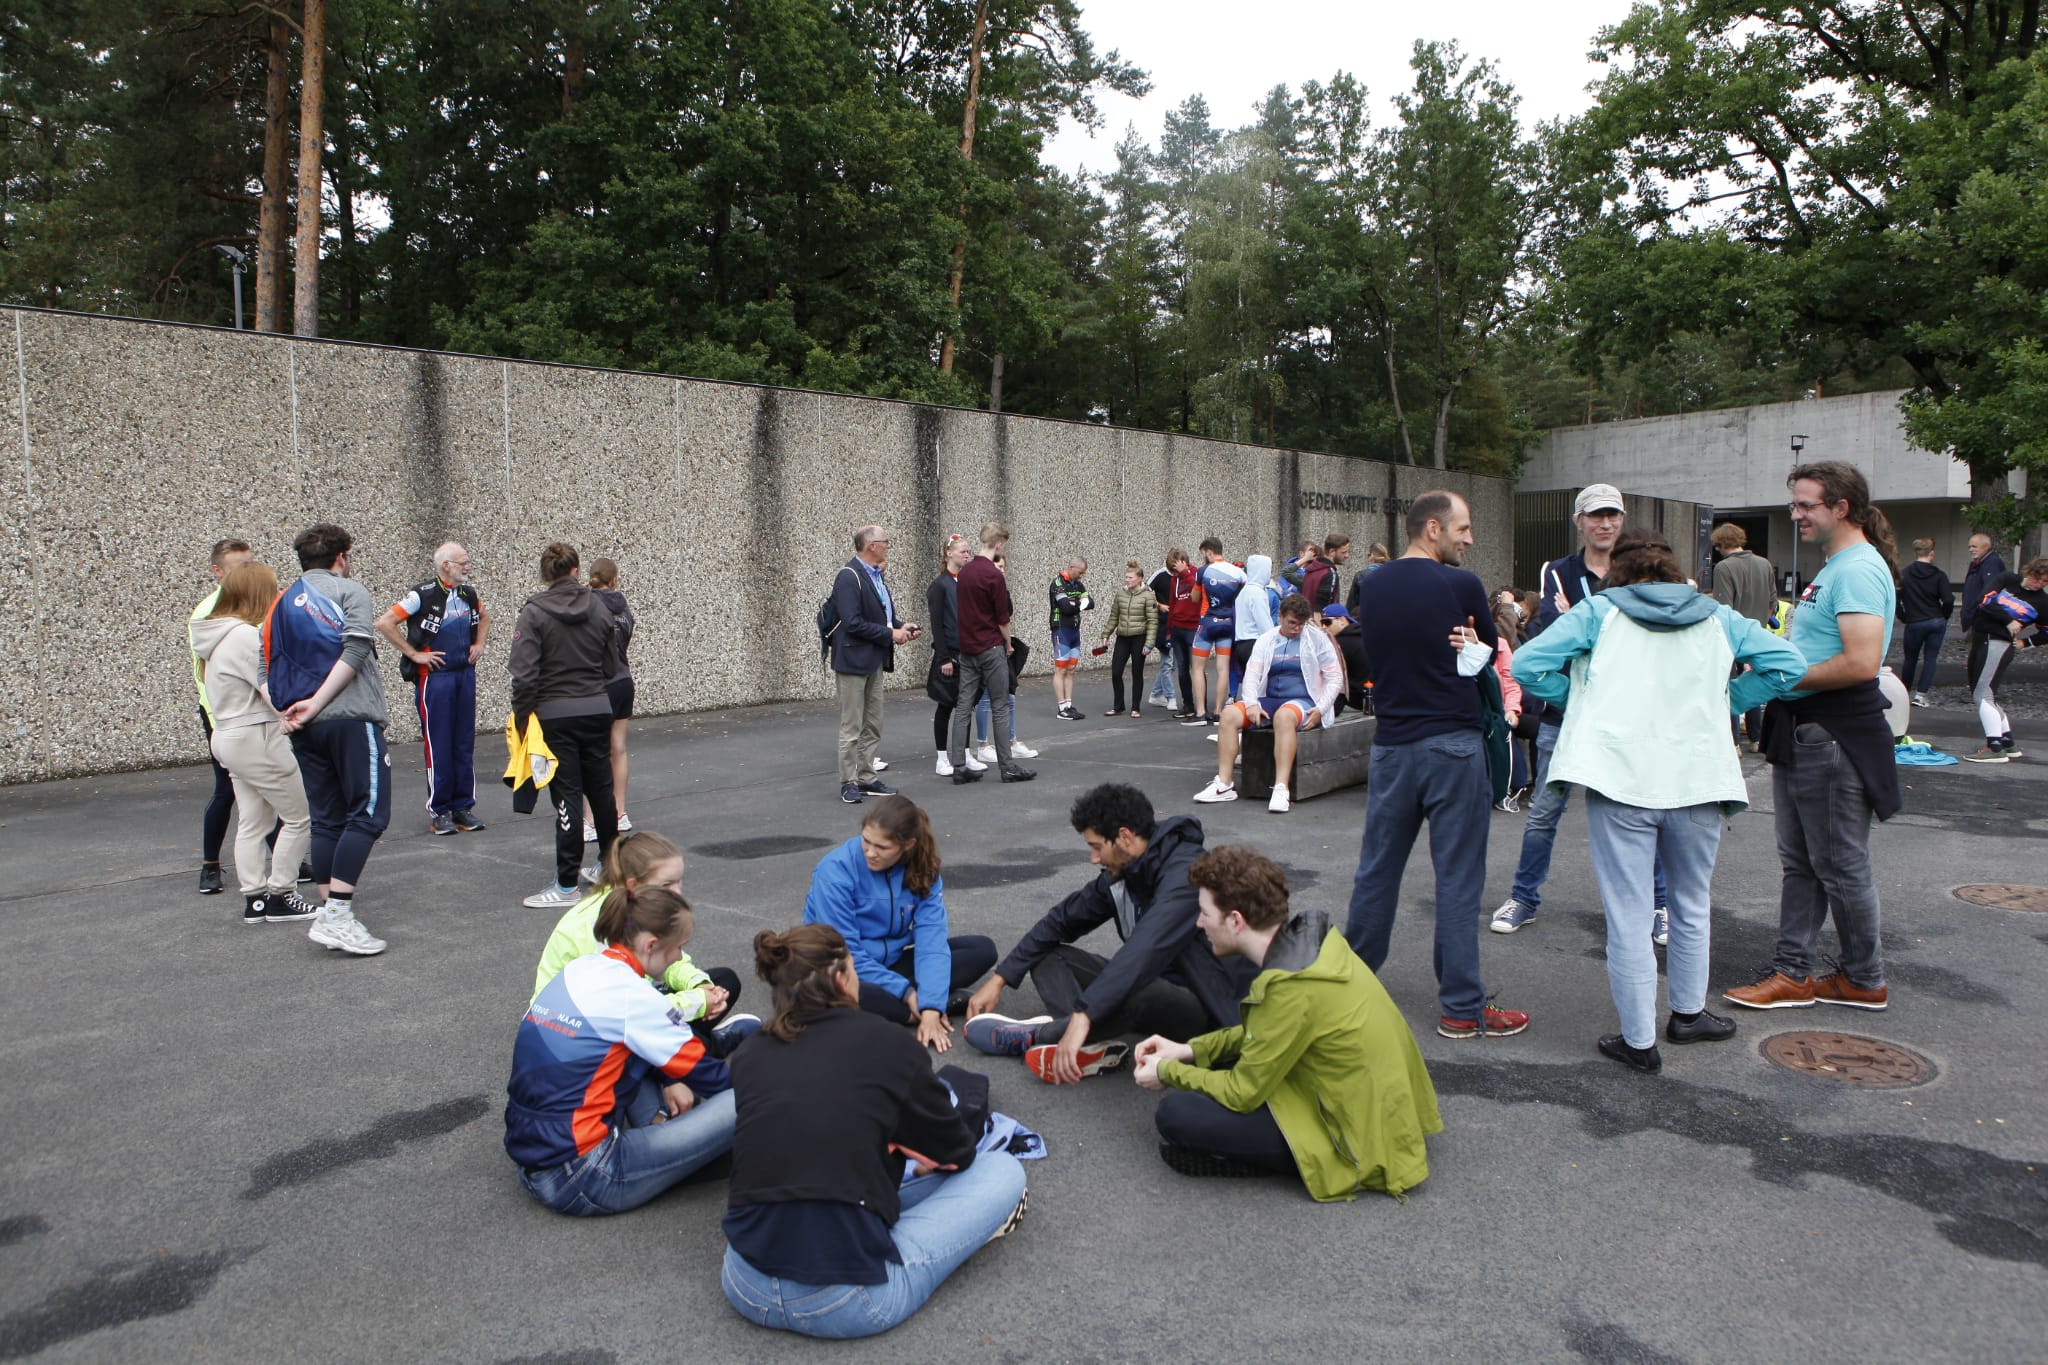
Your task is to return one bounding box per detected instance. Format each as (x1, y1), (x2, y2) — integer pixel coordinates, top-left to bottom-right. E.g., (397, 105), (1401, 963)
(1574, 483), (1625, 516)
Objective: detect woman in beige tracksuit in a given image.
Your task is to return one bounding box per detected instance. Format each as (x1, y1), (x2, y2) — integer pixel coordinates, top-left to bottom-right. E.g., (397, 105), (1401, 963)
(189, 562), (319, 927)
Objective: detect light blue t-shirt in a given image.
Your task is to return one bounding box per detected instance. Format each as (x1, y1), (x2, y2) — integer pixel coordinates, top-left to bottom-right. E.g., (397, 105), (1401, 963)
(1787, 541), (1895, 699)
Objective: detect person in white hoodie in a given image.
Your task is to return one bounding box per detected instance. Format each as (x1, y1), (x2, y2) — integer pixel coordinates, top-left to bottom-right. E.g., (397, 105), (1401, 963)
(190, 562), (320, 927)
(1227, 553), (1279, 706)
(1512, 531), (1807, 1075)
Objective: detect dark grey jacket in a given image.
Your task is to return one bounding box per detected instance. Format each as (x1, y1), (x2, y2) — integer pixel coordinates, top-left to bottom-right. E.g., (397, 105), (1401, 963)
(508, 577), (618, 721)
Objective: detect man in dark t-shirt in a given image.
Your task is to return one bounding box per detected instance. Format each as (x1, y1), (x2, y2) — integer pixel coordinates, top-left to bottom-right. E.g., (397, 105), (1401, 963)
(1344, 492), (1529, 1041)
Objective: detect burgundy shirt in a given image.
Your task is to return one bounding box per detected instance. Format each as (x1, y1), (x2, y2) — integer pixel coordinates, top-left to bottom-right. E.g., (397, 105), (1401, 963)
(956, 556), (1014, 655)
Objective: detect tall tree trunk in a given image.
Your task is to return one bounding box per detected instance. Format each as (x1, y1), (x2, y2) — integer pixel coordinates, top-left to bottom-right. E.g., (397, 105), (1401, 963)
(256, 13), (291, 332)
(1431, 379), (1461, 470)
(563, 32), (585, 118)
(937, 0), (989, 376)
(293, 0), (327, 337)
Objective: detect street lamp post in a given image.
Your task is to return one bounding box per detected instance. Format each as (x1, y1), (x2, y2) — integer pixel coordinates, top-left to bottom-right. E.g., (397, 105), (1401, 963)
(1788, 433), (1808, 595)
(213, 245), (248, 331)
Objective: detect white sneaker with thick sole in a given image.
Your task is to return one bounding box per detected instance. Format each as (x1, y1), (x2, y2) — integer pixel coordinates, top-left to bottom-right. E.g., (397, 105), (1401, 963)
(975, 743), (999, 763)
(582, 821), (598, 843)
(1268, 783), (1291, 814)
(874, 757), (889, 772)
(616, 814), (633, 832)
(1010, 740), (1039, 759)
(964, 750), (988, 771)
(1193, 777), (1237, 803)
(936, 751), (954, 776)
(524, 883), (582, 909)
(309, 911), (387, 956)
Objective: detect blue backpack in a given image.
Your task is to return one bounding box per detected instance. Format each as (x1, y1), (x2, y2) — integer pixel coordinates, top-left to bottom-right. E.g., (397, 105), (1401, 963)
(264, 577), (348, 709)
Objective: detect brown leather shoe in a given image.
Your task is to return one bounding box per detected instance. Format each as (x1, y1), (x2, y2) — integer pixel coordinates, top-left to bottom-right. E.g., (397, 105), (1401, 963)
(1812, 970), (1889, 1011)
(1722, 969), (1817, 1010)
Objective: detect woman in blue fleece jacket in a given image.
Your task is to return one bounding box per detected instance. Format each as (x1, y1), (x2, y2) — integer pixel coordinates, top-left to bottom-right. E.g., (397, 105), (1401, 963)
(803, 796), (997, 1052)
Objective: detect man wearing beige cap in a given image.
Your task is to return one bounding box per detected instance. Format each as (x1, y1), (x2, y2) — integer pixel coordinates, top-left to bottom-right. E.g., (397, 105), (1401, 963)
(1491, 483), (1670, 941)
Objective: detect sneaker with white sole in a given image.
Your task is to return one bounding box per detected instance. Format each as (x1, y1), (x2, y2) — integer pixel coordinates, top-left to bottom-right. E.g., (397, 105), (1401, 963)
(616, 813), (633, 833)
(265, 890), (321, 923)
(975, 743), (999, 763)
(1652, 904), (1670, 947)
(1009, 740), (1039, 759)
(985, 1188), (1029, 1243)
(309, 910), (387, 956)
(1910, 692), (1929, 707)
(936, 751), (955, 776)
(964, 751), (988, 771)
(582, 821), (598, 843)
(873, 757), (889, 772)
(580, 863), (602, 885)
(1192, 777), (1237, 803)
(964, 1013), (1054, 1056)
(1268, 783), (1290, 814)
(524, 883), (583, 909)
(1490, 898), (1537, 933)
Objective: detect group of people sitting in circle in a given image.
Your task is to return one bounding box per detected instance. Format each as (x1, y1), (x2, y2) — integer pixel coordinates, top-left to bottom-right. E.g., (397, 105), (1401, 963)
(505, 781), (1442, 1339)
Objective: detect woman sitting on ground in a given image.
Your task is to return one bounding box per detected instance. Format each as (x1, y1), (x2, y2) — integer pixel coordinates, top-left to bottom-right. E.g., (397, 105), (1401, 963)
(506, 885), (736, 1215)
(721, 925), (1027, 1339)
(533, 829), (756, 1054)
(802, 795), (997, 1052)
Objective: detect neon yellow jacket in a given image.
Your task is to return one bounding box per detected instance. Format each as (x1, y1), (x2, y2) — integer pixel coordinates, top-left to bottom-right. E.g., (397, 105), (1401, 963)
(532, 887), (715, 1019)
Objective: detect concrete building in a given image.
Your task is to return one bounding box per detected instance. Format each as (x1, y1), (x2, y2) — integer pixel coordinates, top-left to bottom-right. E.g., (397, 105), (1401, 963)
(1520, 389), (2024, 591)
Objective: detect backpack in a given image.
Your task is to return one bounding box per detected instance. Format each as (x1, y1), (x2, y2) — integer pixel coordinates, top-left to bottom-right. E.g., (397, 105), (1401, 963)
(1982, 588), (2038, 625)
(264, 576), (348, 709)
(817, 566), (855, 662)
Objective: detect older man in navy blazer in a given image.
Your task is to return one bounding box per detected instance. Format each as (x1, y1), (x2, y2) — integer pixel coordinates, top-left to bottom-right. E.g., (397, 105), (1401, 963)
(831, 524), (917, 803)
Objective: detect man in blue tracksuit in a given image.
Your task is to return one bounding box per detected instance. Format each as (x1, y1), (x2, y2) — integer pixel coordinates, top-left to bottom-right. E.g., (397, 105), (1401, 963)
(377, 542), (490, 836)
(1490, 484), (1669, 939)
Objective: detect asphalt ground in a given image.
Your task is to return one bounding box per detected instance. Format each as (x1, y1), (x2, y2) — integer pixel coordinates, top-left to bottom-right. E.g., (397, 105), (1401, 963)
(3, 651), (2046, 1362)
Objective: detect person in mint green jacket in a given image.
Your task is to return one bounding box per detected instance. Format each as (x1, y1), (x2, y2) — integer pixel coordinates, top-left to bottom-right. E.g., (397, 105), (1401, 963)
(1511, 530), (1807, 1076)
(1134, 845), (1441, 1201)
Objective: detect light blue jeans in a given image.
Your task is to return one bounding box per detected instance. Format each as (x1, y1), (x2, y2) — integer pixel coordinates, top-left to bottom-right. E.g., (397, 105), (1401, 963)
(720, 1150), (1026, 1339)
(1512, 722), (1669, 910)
(1584, 792), (1724, 1049)
(972, 692), (1017, 745)
(518, 1086), (736, 1216)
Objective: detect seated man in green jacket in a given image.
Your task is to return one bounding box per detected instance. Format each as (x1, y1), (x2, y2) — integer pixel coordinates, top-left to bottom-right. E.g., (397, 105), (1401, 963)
(1133, 845), (1442, 1201)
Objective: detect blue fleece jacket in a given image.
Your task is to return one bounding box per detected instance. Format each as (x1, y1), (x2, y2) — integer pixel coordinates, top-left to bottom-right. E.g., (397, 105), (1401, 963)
(802, 836), (953, 1008)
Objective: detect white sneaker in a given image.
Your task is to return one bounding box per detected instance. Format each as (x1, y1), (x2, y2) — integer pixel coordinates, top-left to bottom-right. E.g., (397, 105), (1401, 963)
(1193, 777), (1237, 803)
(1910, 692), (1929, 707)
(525, 883), (582, 909)
(975, 743), (999, 763)
(616, 813), (633, 832)
(874, 757), (889, 772)
(1268, 783), (1291, 814)
(580, 863), (602, 885)
(582, 821), (598, 843)
(963, 751), (988, 771)
(309, 910), (387, 956)
(1010, 740), (1039, 759)
(936, 751), (955, 776)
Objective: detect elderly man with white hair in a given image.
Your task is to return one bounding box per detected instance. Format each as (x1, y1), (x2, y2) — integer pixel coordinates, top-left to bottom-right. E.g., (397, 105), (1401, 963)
(377, 541), (490, 835)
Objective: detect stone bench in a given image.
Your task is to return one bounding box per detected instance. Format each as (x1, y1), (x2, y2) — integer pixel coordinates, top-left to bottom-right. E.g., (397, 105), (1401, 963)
(1236, 712), (1374, 802)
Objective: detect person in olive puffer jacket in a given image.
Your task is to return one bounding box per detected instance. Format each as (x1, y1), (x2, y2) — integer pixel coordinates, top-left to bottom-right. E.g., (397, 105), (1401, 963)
(1102, 560), (1158, 715)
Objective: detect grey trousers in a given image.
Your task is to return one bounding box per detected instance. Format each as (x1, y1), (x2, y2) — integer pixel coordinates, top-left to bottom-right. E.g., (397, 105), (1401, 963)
(1772, 722), (1884, 988)
(949, 646), (1012, 768)
(835, 669), (885, 785)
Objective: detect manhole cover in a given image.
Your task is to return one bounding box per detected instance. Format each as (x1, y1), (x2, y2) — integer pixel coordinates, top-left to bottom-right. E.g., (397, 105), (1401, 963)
(1761, 1032), (1934, 1088)
(1954, 884), (2048, 912)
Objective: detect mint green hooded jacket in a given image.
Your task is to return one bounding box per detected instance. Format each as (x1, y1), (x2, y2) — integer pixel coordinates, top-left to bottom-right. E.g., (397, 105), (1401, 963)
(1158, 910), (1442, 1201)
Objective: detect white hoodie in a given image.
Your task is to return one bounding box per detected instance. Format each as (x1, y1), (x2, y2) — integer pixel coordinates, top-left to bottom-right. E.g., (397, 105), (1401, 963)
(188, 616), (280, 730)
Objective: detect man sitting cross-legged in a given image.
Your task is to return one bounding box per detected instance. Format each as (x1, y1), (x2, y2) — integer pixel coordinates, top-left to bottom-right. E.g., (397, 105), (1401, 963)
(1133, 845), (1442, 1199)
(1193, 593), (1343, 814)
(962, 783), (1255, 1084)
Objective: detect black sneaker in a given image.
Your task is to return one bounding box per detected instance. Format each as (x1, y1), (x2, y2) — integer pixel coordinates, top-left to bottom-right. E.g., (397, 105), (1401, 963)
(1057, 705), (1085, 721)
(999, 764), (1037, 783)
(429, 812), (457, 836)
(839, 782), (864, 804)
(1204, 713), (1221, 724)
(951, 769), (984, 784)
(1158, 1143), (1281, 1179)
(297, 860), (315, 882)
(1598, 1034), (1663, 1073)
(242, 895), (269, 925)
(1179, 713), (1208, 727)
(1665, 1009), (1737, 1044)
(265, 890), (321, 923)
(858, 779), (899, 797)
(199, 864), (224, 895)
(451, 808), (486, 832)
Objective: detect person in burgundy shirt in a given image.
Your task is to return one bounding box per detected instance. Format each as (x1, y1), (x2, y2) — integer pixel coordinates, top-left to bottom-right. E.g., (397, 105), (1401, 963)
(1163, 549), (1202, 719)
(950, 522), (1036, 784)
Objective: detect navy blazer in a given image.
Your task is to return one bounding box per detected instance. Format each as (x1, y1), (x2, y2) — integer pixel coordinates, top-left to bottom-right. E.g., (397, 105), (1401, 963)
(830, 557), (903, 677)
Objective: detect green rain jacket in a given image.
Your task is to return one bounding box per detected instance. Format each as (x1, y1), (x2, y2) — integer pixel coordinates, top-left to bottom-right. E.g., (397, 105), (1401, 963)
(1158, 910), (1442, 1201)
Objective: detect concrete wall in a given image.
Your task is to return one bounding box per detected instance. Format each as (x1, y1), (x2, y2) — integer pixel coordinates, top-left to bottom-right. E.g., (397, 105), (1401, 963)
(1, 307), (1510, 783)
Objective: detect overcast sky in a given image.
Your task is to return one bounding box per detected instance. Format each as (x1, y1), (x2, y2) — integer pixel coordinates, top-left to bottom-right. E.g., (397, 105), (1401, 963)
(1042, 0), (1640, 177)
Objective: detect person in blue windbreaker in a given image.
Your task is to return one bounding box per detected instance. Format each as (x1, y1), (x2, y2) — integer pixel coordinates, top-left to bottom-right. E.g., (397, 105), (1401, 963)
(803, 796), (997, 1053)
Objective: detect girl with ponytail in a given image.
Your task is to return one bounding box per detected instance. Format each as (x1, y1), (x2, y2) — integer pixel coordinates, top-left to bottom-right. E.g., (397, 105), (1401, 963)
(801, 796), (997, 1052)
(720, 923), (1028, 1339)
(504, 880), (737, 1216)
(532, 830), (758, 1053)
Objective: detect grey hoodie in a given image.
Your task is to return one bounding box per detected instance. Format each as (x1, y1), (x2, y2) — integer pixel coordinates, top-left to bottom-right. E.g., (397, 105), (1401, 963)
(508, 577), (619, 720)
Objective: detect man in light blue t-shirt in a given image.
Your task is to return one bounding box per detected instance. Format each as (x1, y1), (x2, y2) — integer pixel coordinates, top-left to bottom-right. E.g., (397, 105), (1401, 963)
(1726, 463), (1900, 1016)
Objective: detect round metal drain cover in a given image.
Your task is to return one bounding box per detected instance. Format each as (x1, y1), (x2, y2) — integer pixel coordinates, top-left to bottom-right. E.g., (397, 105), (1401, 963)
(1761, 1032), (1934, 1088)
(1954, 884), (2048, 913)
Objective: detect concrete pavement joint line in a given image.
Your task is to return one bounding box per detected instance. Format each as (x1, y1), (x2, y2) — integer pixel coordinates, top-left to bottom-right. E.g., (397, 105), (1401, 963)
(0, 1247), (256, 1361)
(241, 1095), (491, 1201)
(1431, 1060), (2048, 1268)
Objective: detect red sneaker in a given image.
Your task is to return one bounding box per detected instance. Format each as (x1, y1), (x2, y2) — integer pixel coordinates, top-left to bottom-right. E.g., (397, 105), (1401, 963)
(1437, 1005), (1530, 1039)
(1024, 1040), (1129, 1082)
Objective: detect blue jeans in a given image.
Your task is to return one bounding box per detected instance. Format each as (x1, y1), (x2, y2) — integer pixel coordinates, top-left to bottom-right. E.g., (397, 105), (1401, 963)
(1773, 724), (1884, 988)
(1901, 618), (1946, 695)
(1510, 723), (1668, 910)
(720, 1150), (1026, 1339)
(1149, 640), (1179, 704)
(972, 691), (1016, 744)
(518, 1087), (736, 1216)
(1584, 793), (1724, 1049)
(1343, 730), (1490, 1021)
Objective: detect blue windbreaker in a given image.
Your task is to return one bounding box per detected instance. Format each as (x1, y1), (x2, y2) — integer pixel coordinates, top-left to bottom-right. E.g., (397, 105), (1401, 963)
(803, 836), (953, 1009)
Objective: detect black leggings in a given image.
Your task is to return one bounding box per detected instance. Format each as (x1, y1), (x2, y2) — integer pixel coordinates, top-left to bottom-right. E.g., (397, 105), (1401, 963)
(853, 937), (1000, 1021)
(1109, 635), (1146, 711)
(932, 703), (953, 752)
(200, 708), (234, 863)
(1154, 1091), (1296, 1175)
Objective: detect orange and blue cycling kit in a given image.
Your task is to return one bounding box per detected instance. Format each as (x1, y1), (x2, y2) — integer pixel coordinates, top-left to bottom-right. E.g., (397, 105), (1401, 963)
(1193, 561), (1247, 656)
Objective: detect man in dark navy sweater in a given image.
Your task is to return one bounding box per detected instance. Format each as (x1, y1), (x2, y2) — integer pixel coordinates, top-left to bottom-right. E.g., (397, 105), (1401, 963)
(1343, 491), (1529, 1040)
